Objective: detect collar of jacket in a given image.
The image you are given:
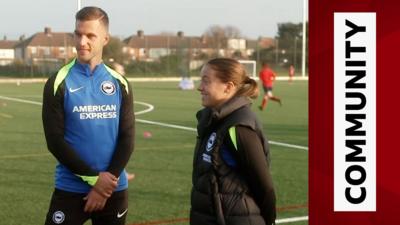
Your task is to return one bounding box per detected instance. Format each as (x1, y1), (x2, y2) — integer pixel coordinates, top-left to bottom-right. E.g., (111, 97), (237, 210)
(74, 59), (105, 77)
(196, 96), (251, 136)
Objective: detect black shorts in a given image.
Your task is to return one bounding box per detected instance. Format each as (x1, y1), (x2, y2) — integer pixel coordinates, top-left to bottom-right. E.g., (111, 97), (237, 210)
(262, 86), (273, 93)
(44, 189), (128, 225)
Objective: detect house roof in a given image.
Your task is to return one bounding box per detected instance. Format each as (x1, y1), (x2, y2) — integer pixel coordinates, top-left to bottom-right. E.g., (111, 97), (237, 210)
(124, 34), (217, 49)
(0, 40), (19, 49)
(15, 30), (74, 48)
(29, 32), (74, 46)
(246, 37), (276, 49)
(259, 37), (276, 48)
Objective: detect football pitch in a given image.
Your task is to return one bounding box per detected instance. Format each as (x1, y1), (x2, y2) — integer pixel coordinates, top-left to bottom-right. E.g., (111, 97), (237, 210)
(0, 79), (308, 225)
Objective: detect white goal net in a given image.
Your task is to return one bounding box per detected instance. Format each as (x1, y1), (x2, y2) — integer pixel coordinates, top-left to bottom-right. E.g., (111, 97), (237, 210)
(238, 60), (257, 78)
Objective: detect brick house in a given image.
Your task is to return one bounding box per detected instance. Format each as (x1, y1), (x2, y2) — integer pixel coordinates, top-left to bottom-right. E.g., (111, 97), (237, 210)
(0, 38), (19, 65)
(14, 27), (75, 67)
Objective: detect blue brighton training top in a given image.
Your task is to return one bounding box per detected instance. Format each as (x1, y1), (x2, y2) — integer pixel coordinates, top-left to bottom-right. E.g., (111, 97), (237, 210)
(42, 59), (135, 193)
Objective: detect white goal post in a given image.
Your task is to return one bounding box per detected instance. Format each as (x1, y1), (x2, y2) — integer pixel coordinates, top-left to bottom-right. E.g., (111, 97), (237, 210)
(238, 60), (257, 78)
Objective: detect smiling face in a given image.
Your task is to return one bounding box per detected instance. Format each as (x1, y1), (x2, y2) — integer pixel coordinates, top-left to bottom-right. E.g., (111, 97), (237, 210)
(74, 19), (109, 69)
(197, 65), (236, 108)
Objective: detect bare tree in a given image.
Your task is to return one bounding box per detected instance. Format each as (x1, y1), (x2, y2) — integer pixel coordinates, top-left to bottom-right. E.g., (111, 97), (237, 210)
(204, 25), (242, 57)
(205, 25), (225, 55)
(225, 25), (242, 38)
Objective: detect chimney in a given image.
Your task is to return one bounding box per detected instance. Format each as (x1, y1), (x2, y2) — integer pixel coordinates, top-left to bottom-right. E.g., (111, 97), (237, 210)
(44, 27), (52, 36)
(3, 35), (6, 41)
(177, 31), (184, 38)
(137, 30), (144, 38)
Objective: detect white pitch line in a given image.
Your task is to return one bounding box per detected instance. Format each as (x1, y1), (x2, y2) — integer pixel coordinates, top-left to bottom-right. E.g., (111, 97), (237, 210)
(0, 95), (42, 105)
(0, 153), (51, 159)
(0, 95), (308, 150)
(134, 101), (154, 115)
(269, 141), (308, 151)
(0, 96), (154, 116)
(0, 144), (198, 159)
(138, 119), (308, 150)
(276, 216), (308, 224)
(0, 112), (13, 119)
(136, 119), (197, 132)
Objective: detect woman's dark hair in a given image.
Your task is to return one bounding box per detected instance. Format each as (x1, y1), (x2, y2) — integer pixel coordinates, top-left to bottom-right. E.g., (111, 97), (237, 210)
(205, 58), (259, 99)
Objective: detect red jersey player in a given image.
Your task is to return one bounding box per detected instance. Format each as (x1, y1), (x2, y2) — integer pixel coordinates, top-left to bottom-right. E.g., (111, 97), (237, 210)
(258, 62), (282, 110)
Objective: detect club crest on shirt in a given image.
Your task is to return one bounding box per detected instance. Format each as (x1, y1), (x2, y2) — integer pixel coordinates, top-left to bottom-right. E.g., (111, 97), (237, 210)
(206, 132), (217, 152)
(52, 211), (65, 224)
(101, 81), (116, 95)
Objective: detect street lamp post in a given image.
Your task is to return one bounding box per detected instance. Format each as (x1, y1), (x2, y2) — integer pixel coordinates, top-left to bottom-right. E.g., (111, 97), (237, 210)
(301, 0), (307, 77)
(294, 37), (298, 68)
(275, 39), (279, 66)
(144, 36), (148, 75)
(167, 35), (170, 75)
(256, 37), (260, 67)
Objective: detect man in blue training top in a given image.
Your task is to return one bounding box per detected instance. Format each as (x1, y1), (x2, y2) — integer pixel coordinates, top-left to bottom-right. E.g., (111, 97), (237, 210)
(42, 6), (135, 225)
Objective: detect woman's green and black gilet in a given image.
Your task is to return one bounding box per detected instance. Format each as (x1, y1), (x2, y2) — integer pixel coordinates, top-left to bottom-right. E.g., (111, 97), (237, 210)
(190, 96), (276, 225)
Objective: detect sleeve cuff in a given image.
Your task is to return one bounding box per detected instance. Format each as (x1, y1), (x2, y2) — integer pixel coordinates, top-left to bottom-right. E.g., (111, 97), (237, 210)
(77, 175), (99, 186)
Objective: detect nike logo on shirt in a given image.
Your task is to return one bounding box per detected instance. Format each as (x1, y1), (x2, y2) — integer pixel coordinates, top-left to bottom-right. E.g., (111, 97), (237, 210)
(69, 86), (85, 93)
(117, 209), (128, 218)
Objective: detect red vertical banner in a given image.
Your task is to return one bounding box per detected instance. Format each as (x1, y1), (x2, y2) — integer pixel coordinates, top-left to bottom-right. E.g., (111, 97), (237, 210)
(310, 0), (400, 224)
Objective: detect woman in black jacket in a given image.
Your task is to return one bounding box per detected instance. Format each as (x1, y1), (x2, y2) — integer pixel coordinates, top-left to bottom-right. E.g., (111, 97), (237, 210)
(190, 58), (276, 225)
